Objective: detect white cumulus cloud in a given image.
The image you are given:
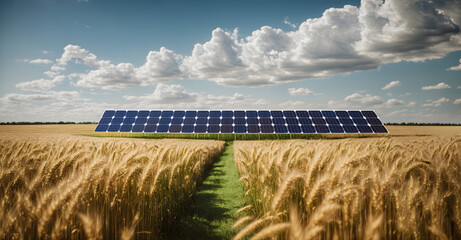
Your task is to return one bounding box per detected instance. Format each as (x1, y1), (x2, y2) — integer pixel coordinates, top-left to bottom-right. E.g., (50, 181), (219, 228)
(15, 75), (65, 92)
(29, 58), (53, 64)
(382, 80), (400, 90)
(422, 82), (451, 90)
(287, 87), (319, 96)
(447, 58), (461, 71)
(423, 97), (451, 107)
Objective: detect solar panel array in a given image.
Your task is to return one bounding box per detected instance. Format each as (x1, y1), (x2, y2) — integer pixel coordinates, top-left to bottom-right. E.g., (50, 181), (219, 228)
(95, 110), (388, 134)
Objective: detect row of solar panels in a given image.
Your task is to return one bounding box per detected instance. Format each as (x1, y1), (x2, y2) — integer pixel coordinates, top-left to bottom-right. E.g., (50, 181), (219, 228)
(95, 110), (388, 134)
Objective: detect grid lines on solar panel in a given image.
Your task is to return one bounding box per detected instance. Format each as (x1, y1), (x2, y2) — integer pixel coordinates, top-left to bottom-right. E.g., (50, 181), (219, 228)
(95, 109), (388, 134)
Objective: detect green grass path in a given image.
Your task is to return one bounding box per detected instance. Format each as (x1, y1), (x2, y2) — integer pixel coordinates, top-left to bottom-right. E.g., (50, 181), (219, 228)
(170, 142), (245, 239)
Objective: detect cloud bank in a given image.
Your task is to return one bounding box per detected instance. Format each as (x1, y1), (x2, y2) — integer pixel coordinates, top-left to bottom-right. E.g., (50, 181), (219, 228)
(18, 0), (460, 91)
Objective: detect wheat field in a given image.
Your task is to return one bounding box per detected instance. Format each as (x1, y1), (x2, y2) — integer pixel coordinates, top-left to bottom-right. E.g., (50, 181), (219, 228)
(233, 137), (461, 240)
(0, 135), (224, 239)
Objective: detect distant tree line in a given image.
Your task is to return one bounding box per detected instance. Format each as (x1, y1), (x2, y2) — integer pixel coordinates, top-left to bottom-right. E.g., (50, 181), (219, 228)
(0, 121), (98, 125)
(385, 122), (461, 126)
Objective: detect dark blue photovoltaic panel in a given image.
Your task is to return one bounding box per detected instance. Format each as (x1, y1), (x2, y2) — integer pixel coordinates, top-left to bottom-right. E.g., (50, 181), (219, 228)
(234, 111), (245, 118)
(209, 111), (221, 118)
(329, 125), (344, 133)
(220, 125), (233, 133)
(95, 124), (109, 132)
(184, 117), (196, 124)
(149, 111), (161, 118)
(286, 118), (299, 125)
(283, 111), (296, 118)
(103, 110), (115, 118)
(185, 111), (197, 117)
(209, 118), (220, 124)
(96, 110), (388, 134)
(123, 118), (135, 124)
(288, 125), (301, 133)
(99, 117), (112, 125)
(138, 110), (150, 118)
(247, 118), (258, 124)
(111, 117), (124, 125)
(108, 124), (121, 132)
(197, 111), (209, 117)
(194, 125), (207, 133)
(362, 111), (377, 118)
(273, 118), (286, 124)
(247, 125), (260, 133)
(135, 118), (147, 124)
(169, 125), (182, 133)
(357, 125), (373, 133)
(234, 118), (246, 125)
(147, 118), (159, 125)
(182, 125), (194, 133)
(352, 118), (368, 126)
(315, 125), (330, 133)
(335, 111), (349, 118)
(366, 118), (382, 125)
(348, 111), (363, 118)
(299, 118), (313, 125)
(343, 125), (359, 133)
(309, 111), (323, 118)
(159, 118), (171, 124)
(325, 118), (340, 125)
(371, 125), (388, 133)
(258, 111), (271, 118)
(156, 125), (169, 133)
(270, 111), (283, 118)
(339, 118), (354, 125)
(260, 125), (274, 133)
(207, 125), (220, 133)
(196, 118), (208, 124)
(246, 111), (258, 118)
(274, 125), (288, 133)
(173, 111), (185, 118)
(222, 111), (233, 118)
(259, 118), (272, 125)
(144, 124), (156, 132)
(126, 111), (138, 118)
(114, 110), (126, 118)
(322, 111), (336, 118)
(301, 125), (316, 133)
(171, 117), (184, 124)
(221, 118), (233, 124)
(296, 111), (309, 118)
(312, 118), (326, 125)
(132, 125), (145, 132)
(161, 111), (173, 118)
(234, 125), (247, 133)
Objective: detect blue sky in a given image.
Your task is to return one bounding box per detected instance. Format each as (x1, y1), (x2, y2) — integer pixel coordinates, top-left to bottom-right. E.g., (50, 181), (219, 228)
(0, 0), (460, 123)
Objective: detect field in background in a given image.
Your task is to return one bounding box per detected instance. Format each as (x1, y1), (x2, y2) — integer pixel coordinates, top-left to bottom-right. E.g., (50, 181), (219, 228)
(0, 124), (460, 138)
(233, 137), (461, 239)
(0, 135), (224, 239)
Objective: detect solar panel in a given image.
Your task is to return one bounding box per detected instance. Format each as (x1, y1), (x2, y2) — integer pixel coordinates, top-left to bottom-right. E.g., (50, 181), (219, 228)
(95, 110), (388, 134)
